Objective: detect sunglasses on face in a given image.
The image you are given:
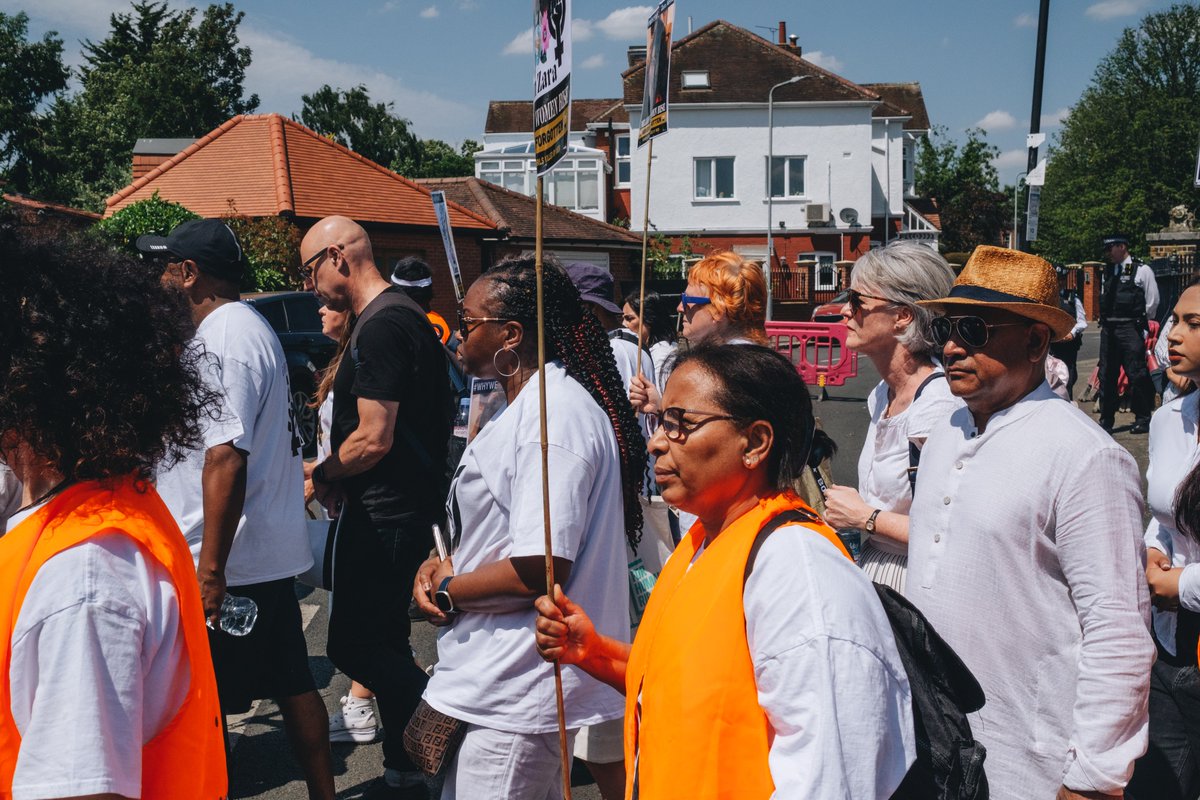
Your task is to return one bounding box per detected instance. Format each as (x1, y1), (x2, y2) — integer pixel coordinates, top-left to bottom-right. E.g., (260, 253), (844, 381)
(651, 406), (739, 443)
(302, 244), (343, 275)
(680, 294), (712, 315)
(847, 288), (892, 314)
(457, 307), (514, 338)
(930, 315), (1029, 349)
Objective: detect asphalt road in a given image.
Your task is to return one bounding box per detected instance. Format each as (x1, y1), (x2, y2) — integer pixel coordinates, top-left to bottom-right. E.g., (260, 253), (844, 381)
(232, 328), (1149, 800)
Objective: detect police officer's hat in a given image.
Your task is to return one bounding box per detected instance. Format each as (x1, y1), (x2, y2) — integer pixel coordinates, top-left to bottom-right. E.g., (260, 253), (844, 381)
(1102, 234), (1130, 249)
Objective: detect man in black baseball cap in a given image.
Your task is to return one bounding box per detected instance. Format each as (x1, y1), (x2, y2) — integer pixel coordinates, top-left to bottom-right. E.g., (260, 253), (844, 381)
(136, 218), (247, 283)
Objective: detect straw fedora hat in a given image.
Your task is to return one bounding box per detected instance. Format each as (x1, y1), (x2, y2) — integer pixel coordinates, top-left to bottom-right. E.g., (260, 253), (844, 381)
(917, 245), (1076, 341)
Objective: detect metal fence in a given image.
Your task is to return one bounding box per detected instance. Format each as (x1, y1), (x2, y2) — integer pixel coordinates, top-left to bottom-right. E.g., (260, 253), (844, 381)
(770, 261), (846, 307)
(1151, 252), (1197, 325)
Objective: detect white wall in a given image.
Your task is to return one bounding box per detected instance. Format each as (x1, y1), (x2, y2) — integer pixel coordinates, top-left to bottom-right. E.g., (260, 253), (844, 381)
(870, 118), (907, 218)
(628, 103), (875, 234)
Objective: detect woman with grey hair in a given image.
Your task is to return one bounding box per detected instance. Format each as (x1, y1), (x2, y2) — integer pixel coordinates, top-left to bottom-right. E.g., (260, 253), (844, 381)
(823, 241), (961, 591)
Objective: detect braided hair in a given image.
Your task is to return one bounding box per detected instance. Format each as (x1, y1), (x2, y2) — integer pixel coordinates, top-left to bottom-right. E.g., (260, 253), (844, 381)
(484, 255), (645, 548)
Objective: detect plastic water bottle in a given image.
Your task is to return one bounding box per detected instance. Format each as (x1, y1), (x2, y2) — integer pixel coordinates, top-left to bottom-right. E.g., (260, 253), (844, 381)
(207, 593), (258, 636)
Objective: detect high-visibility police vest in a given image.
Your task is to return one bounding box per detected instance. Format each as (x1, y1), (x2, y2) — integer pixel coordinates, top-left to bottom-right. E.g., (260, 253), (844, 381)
(0, 477), (227, 800)
(1101, 260), (1147, 322)
(622, 491), (849, 800)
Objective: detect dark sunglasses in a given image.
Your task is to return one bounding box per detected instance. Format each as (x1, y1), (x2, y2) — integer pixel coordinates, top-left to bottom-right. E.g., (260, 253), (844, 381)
(680, 294), (712, 315)
(303, 244), (342, 274)
(457, 307), (514, 338)
(930, 315), (1029, 349)
(847, 288), (892, 313)
(651, 406), (739, 442)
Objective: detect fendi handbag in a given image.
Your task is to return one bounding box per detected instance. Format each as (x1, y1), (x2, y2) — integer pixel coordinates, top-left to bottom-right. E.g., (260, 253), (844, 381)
(403, 699), (467, 776)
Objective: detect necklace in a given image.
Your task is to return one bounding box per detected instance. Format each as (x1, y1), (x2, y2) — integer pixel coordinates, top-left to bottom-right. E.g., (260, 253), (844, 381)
(16, 478), (70, 513)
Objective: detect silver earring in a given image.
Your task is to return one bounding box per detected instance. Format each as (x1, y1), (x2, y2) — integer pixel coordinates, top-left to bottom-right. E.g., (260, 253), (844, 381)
(494, 347), (521, 377)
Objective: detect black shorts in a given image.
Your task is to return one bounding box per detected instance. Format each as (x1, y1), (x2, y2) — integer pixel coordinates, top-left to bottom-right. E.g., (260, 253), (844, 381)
(207, 577), (317, 715)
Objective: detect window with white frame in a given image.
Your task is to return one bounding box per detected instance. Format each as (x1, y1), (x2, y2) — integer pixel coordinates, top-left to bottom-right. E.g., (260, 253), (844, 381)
(694, 157), (735, 199)
(547, 159), (601, 212)
(767, 156), (806, 198)
(903, 140), (916, 196)
(615, 134), (631, 187)
(681, 71), (710, 89)
(478, 159), (529, 195)
(802, 252), (838, 290)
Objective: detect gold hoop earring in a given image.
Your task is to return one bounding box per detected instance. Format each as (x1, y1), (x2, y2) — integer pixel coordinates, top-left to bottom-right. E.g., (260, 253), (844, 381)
(494, 347), (521, 378)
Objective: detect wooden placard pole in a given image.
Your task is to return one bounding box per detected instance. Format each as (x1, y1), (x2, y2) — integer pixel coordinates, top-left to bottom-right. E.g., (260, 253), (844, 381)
(535, 174), (573, 800)
(635, 139), (655, 380)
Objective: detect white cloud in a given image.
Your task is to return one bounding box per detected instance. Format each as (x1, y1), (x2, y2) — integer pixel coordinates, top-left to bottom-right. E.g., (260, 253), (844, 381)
(593, 6), (654, 40)
(975, 110), (1017, 131)
(502, 27), (533, 56)
(1086, 0), (1146, 20)
(581, 53), (606, 69)
(993, 149), (1028, 171)
(803, 51), (844, 73)
(420, 5), (438, 18)
(574, 19), (595, 41)
(1014, 12), (1037, 27)
(240, 26), (476, 142)
(1041, 107), (1069, 128)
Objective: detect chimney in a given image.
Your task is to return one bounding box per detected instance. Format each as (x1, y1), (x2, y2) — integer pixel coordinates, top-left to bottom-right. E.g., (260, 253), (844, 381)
(778, 21), (787, 46)
(627, 45), (646, 68)
(132, 138), (195, 180)
(789, 34), (800, 55)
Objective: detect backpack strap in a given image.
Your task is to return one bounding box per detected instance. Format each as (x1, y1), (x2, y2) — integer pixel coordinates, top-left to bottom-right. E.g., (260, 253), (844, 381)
(907, 372), (945, 495)
(743, 508), (824, 583)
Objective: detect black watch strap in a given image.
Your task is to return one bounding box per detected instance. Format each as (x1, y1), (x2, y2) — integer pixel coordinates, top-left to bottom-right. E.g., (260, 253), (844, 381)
(435, 576), (456, 613)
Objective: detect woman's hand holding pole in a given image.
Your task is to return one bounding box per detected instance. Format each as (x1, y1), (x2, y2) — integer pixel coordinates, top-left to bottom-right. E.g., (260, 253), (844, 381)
(535, 585), (631, 694)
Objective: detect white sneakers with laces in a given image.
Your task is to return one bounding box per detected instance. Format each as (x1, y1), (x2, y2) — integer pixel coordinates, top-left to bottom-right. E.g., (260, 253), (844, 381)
(329, 694), (379, 743)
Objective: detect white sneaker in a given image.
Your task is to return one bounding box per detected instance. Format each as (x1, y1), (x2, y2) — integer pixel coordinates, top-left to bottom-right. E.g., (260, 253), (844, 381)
(329, 694), (379, 743)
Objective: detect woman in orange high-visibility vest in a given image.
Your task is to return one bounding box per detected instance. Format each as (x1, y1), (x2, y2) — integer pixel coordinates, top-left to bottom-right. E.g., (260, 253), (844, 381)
(536, 344), (916, 800)
(0, 220), (226, 800)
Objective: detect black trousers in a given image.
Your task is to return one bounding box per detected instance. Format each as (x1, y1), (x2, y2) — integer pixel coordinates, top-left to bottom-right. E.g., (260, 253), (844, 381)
(1098, 322), (1154, 424)
(326, 500), (434, 772)
(1128, 616), (1200, 800)
(1049, 335), (1083, 400)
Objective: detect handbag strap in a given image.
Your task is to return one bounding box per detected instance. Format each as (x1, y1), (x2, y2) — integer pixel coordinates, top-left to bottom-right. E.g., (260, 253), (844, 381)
(907, 371), (945, 495)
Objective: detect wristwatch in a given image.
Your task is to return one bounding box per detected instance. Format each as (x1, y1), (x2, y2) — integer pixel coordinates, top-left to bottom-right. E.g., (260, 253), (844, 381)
(865, 509), (882, 533)
(434, 576), (457, 614)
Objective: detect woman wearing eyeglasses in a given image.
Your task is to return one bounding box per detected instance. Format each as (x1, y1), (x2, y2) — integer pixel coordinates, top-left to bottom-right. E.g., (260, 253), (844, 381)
(411, 256), (645, 798)
(534, 344), (915, 800)
(822, 242), (958, 592)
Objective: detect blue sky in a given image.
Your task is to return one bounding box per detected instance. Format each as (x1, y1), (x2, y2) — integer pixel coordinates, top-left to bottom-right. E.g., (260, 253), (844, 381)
(9, 0), (1180, 184)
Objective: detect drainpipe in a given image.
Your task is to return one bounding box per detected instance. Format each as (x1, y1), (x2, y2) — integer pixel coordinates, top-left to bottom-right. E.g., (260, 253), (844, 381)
(883, 119), (890, 245)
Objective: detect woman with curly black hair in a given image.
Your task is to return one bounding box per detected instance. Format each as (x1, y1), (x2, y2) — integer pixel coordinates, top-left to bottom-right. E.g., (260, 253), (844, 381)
(412, 255), (644, 799)
(0, 218), (227, 799)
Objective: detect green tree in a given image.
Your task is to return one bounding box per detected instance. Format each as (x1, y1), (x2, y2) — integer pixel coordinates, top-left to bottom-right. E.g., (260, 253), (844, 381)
(16, 1), (258, 211)
(222, 212), (303, 292)
(0, 13), (68, 176)
(915, 126), (1008, 253)
(1036, 2), (1200, 263)
(297, 85), (420, 174)
(399, 138), (482, 178)
(93, 191), (199, 251)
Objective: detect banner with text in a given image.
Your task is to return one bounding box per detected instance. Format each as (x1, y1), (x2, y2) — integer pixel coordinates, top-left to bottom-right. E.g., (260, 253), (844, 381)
(534, 0), (571, 175)
(430, 191), (465, 301)
(638, 0), (675, 148)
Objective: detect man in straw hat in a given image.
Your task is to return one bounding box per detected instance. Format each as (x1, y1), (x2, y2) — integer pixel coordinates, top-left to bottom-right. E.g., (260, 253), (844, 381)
(905, 246), (1153, 800)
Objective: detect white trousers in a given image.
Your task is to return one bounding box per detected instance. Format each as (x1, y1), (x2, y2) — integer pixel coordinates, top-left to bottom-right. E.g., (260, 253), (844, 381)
(441, 723), (578, 800)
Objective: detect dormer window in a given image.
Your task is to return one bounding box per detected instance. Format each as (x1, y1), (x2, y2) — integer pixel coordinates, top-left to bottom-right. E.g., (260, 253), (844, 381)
(681, 71), (710, 89)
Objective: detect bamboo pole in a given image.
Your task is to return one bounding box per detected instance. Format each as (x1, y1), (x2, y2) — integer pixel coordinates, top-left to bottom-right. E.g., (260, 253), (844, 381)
(635, 139), (655, 380)
(535, 173), (573, 800)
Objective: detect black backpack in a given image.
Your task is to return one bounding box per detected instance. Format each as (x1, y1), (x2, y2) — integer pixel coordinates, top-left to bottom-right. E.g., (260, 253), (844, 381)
(748, 511), (989, 800)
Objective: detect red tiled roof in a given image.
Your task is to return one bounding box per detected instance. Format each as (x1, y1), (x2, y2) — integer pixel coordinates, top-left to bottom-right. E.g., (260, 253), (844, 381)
(3, 193), (101, 221)
(862, 83), (930, 131)
(415, 176), (640, 246)
(622, 20), (880, 106)
(485, 99), (627, 133)
(105, 114), (494, 231)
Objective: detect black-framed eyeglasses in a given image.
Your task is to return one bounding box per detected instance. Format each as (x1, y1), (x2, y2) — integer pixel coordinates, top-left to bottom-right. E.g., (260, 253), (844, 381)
(457, 308), (515, 338)
(930, 315), (1029, 349)
(652, 406), (740, 442)
(680, 294), (712, 315)
(302, 244), (342, 275)
(847, 288), (893, 314)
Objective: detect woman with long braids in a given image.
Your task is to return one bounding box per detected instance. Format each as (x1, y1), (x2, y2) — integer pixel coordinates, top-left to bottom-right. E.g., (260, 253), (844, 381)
(412, 255), (644, 799)
(1129, 279), (1200, 799)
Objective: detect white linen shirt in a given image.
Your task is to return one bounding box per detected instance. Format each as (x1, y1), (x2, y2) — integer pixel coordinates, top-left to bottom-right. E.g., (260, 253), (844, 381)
(1143, 392), (1200, 655)
(906, 382), (1153, 799)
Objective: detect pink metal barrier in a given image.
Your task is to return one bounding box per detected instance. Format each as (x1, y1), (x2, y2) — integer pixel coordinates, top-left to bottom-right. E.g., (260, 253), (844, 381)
(765, 321), (858, 396)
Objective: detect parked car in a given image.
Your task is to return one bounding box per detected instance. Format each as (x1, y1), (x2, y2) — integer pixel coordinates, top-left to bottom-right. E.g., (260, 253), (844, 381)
(810, 290), (850, 323)
(243, 291), (336, 457)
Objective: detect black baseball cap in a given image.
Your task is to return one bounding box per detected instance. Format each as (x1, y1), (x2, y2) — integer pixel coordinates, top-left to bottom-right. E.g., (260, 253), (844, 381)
(136, 219), (246, 281)
(565, 262), (621, 315)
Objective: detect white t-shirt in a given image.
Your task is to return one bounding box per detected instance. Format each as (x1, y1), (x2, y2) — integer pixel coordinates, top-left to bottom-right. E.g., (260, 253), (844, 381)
(155, 301), (312, 586)
(745, 524), (915, 798)
(649, 341), (677, 396)
(425, 361), (629, 733)
(7, 507), (189, 800)
(857, 375), (961, 555)
(0, 463), (21, 532)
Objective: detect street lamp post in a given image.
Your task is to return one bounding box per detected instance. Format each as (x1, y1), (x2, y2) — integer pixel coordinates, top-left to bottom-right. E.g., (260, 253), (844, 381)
(1013, 172), (1027, 249)
(766, 75), (808, 321)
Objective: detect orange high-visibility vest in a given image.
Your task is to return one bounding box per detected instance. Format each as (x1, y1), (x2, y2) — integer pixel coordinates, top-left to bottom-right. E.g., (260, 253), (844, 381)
(623, 491), (850, 800)
(0, 477), (227, 800)
(427, 310), (451, 344)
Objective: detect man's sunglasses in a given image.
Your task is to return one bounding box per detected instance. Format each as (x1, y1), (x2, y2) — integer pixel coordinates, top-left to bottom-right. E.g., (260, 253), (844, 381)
(680, 294), (712, 315)
(457, 308), (514, 338)
(930, 315), (1028, 349)
(846, 289), (892, 314)
(651, 406), (739, 443)
(302, 244), (343, 274)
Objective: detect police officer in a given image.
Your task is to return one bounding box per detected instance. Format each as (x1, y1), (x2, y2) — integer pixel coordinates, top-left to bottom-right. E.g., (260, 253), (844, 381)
(1049, 266), (1088, 399)
(1098, 233), (1159, 433)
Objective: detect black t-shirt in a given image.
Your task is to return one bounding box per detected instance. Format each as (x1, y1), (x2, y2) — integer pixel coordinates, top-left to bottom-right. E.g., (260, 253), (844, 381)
(331, 287), (452, 523)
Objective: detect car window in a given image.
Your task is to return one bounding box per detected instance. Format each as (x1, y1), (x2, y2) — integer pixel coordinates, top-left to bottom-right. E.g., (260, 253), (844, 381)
(284, 296), (322, 333)
(254, 300), (288, 333)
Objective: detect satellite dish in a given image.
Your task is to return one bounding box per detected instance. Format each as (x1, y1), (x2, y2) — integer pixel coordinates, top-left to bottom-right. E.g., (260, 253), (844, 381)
(839, 208), (859, 225)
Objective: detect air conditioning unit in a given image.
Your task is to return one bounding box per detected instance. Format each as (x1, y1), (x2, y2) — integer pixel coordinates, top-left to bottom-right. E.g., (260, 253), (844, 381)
(806, 202), (830, 224)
